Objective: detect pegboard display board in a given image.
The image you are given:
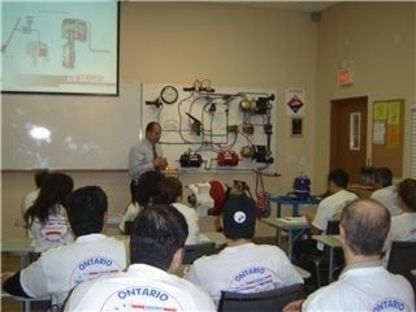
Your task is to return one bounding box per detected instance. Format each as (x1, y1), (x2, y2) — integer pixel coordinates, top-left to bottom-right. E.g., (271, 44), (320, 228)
(141, 82), (277, 172)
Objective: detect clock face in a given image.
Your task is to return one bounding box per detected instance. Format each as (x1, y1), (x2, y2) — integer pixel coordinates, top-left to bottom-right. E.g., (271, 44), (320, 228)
(160, 85), (179, 104)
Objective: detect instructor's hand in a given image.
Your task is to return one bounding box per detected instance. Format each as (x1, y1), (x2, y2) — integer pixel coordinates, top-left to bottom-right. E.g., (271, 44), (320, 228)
(154, 157), (168, 170)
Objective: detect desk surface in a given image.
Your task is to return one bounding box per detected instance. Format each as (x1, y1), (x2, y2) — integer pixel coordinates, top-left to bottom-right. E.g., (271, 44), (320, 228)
(293, 264), (311, 280)
(311, 234), (342, 248)
(2, 232), (227, 254)
(199, 232), (227, 248)
(107, 213), (122, 227)
(2, 236), (33, 253)
(260, 217), (309, 230)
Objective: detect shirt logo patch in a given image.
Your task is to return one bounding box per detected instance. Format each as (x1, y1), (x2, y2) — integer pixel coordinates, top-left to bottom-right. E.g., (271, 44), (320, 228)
(229, 266), (277, 293)
(233, 211), (246, 224)
(70, 257), (122, 286)
(99, 286), (183, 311)
(372, 298), (408, 312)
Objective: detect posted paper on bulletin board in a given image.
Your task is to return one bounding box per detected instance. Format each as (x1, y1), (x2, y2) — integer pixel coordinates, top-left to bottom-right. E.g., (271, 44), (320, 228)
(372, 100), (401, 147)
(372, 99), (404, 177)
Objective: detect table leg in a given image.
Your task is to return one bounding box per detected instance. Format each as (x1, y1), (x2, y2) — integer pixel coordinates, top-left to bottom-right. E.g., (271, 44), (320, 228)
(293, 204), (299, 217)
(277, 203), (282, 218)
(288, 229), (308, 262)
(328, 247), (334, 283)
(276, 228), (282, 247)
(287, 230), (293, 259)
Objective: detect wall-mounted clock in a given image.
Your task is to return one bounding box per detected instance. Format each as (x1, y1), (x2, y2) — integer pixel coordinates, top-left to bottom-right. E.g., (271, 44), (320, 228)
(160, 85), (179, 104)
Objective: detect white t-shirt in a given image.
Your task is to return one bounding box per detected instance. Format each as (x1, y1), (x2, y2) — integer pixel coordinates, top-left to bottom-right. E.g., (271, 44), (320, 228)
(20, 234), (128, 306)
(28, 204), (74, 252)
(303, 264), (415, 311)
(383, 212), (416, 264)
(312, 190), (357, 250)
(371, 186), (402, 216)
(64, 263), (216, 311)
(118, 202), (142, 233)
(185, 242), (303, 304)
(313, 190), (358, 232)
(172, 202), (200, 245)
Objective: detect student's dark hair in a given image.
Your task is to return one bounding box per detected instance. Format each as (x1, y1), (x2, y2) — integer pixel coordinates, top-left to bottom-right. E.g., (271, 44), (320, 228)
(24, 172), (74, 228)
(396, 178), (416, 212)
(373, 167), (392, 187)
(130, 204), (188, 270)
(328, 169), (349, 189)
(145, 121), (160, 134)
(340, 198), (391, 256)
(135, 171), (165, 207)
(34, 169), (50, 188)
(65, 186), (108, 236)
(153, 176), (183, 205)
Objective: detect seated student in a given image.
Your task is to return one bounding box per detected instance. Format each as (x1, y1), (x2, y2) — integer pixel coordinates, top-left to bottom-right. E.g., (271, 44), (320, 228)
(153, 176), (200, 245)
(294, 169), (357, 261)
(21, 169), (50, 215)
(118, 170), (165, 233)
(185, 194), (303, 305)
(23, 172), (75, 252)
(64, 204), (215, 311)
(283, 199), (415, 312)
(3, 186), (128, 308)
(383, 178), (416, 263)
(371, 167), (402, 216)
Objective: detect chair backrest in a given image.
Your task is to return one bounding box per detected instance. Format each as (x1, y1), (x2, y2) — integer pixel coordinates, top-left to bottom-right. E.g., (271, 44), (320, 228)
(387, 240), (416, 293)
(182, 241), (216, 265)
(124, 221), (134, 235)
(326, 220), (340, 235)
(218, 283), (303, 312)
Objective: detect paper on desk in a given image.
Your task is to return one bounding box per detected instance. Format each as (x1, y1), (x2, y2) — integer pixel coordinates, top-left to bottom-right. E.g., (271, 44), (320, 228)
(278, 216), (307, 223)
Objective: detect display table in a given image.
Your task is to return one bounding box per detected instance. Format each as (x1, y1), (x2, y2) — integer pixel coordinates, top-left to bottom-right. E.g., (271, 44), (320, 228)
(270, 195), (321, 217)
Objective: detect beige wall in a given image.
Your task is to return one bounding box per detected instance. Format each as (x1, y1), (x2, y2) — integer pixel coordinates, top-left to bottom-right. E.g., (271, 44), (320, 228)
(2, 2), (415, 239)
(315, 2), (415, 190)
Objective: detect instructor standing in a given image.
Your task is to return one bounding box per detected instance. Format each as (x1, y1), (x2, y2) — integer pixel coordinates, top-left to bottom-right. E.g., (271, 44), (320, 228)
(129, 122), (167, 180)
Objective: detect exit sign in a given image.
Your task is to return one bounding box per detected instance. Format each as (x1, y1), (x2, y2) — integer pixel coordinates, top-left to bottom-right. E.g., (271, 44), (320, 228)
(338, 69), (353, 85)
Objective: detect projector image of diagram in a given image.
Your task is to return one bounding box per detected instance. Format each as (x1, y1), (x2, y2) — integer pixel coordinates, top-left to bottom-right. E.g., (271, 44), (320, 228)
(61, 18), (110, 69)
(2, 15), (110, 69)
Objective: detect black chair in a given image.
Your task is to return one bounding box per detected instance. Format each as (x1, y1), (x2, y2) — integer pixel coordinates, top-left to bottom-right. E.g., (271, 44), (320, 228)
(124, 221), (134, 235)
(387, 240), (416, 294)
(218, 283), (303, 312)
(300, 220), (343, 287)
(182, 241), (216, 265)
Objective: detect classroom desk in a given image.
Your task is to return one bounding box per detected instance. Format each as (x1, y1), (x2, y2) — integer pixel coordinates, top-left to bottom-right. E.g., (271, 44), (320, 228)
(114, 232), (227, 251)
(260, 217), (309, 261)
(312, 234), (342, 282)
(270, 195), (321, 218)
(107, 213), (122, 228)
(199, 232), (227, 249)
(293, 264), (311, 280)
(2, 232), (227, 275)
(2, 236), (34, 268)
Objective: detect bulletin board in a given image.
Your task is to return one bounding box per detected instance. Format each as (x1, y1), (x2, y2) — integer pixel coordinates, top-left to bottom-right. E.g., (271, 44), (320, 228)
(141, 82), (277, 172)
(372, 99), (404, 176)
